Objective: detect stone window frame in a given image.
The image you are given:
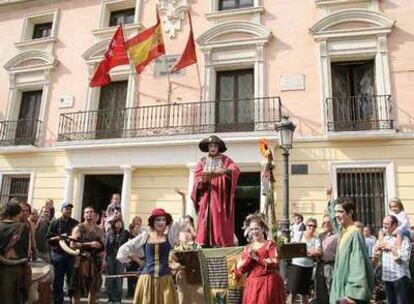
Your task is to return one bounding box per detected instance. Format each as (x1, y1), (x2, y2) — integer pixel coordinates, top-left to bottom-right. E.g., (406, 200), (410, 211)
(309, 9), (395, 135)
(329, 160), (395, 210)
(197, 20), (272, 129)
(209, 0), (260, 12)
(15, 8), (60, 49)
(0, 170), (35, 205)
(93, 0), (142, 38)
(82, 39), (136, 137)
(315, 0), (378, 8)
(3, 50), (58, 146)
(207, 0), (263, 23)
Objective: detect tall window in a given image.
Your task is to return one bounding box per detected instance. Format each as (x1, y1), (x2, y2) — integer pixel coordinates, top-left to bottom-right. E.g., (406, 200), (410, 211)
(336, 167), (386, 232)
(96, 81), (128, 139)
(329, 60), (377, 131)
(109, 8), (135, 26)
(219, 0), (254, 11)
(216, 69), (254, 132)
(331, 60), (375, 98)
(32, 22), (53, 39)
(10, 90), (43, 145)
(0, 174), (30, 205)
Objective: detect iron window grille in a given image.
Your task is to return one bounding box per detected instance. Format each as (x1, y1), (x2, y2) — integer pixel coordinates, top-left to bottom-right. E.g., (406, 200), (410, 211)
(0, 174), (30, 205)
(337, 167), (386, 233)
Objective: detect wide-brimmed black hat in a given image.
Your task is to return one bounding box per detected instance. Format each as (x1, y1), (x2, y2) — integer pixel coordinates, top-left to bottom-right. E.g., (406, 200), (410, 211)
(199, 135), (227, 153)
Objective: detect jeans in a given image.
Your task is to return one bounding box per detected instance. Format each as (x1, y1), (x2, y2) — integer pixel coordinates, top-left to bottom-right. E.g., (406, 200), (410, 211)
(315, 262), (334, 303)
(384, 276), (410, 304)
(106, 255), (125, 302)
(50, 251), (75, 304)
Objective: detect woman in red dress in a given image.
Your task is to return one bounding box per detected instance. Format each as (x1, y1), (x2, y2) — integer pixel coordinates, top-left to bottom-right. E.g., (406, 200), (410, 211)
(235, 214), (285, 304)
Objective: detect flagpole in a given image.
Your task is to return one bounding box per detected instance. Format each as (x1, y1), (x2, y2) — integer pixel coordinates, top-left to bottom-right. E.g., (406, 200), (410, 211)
(196, 59), (203, 101)
(167, 56), (172, 106)
(122, 24), (142, 137)
(169, 10), (201, 101)
(189, 11), (202, 101)
(166, 55), (172, 128)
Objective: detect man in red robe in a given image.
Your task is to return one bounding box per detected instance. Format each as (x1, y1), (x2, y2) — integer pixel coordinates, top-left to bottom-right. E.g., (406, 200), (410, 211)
(191, 135), (240, 247)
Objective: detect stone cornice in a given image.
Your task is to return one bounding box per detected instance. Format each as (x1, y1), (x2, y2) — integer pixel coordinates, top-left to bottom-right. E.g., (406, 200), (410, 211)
(0, 0), (33, 5)
(310, 9), (395, 40)
(205, 6), (264, 21)
(4, 50), (57, 72)
(0, 0), (64, 9)
(315, 0), (370, 6)
(197, 21), (272, 49)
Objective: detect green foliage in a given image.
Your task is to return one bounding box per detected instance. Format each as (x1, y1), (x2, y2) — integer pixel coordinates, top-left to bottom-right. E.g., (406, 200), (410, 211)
(213, 292), (226, 304)
(270, 226), (288, 247)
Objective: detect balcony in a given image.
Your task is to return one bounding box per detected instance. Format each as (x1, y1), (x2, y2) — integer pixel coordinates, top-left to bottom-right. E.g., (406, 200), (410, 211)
(58, 97), (282, 142)
(326, 95), (393, 132)
(0, 119), (42, 146)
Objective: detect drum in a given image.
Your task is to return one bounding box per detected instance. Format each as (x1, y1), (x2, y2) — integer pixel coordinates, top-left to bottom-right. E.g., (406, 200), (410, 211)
(278, 243), (307, 259)
(29, 260), (54, 304)
(173, 249), (202, 284)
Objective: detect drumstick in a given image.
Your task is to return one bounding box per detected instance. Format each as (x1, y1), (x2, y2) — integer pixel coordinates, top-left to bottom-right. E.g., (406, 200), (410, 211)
(59, 235), (87, 243)
(105, 271), (142, 278)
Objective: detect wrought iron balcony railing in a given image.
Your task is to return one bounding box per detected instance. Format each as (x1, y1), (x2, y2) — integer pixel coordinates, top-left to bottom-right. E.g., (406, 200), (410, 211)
(0, 119), (42, 146)
(58, 97), (282, 142)
(326, 95), (393, 132)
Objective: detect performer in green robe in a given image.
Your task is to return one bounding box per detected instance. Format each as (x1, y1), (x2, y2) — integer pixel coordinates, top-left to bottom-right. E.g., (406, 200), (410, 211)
(328, 197), (374, 304)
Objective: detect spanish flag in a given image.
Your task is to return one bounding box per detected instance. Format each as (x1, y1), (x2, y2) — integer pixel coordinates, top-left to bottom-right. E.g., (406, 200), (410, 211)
(126, 13), (165, 73)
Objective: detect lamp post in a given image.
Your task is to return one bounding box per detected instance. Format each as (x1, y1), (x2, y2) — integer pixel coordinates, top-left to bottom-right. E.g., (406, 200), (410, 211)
(276, 115), (296, 242)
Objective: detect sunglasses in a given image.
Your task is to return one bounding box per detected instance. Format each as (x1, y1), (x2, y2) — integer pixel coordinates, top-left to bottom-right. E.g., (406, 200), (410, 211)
(307, 224), (317, 228)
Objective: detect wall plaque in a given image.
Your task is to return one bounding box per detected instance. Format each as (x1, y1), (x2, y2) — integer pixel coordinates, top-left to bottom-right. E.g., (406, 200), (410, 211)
(280, 75), (305, 91)
(154, 55), (186, 78)
(291, 164), (308, 175)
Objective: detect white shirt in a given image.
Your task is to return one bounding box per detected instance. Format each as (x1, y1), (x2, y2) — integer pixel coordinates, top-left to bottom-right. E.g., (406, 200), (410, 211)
(291, 222), (306, 242)
(364, 235), (377, 258)
(380, 234), (411, 282)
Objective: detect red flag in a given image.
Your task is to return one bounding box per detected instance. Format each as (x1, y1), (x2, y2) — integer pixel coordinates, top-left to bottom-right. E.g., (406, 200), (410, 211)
(90, 25), (129, 87)
(171, 12), (197, 73)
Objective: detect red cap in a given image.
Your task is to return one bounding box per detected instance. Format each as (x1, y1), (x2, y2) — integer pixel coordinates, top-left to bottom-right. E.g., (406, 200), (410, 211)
(148, 208), (173, 228)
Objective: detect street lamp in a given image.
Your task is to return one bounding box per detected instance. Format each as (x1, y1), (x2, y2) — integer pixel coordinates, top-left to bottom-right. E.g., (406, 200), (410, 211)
(276, 115), (296, 242)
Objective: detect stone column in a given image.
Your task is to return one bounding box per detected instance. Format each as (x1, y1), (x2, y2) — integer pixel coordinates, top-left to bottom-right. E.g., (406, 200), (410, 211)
(255, 43), (265, 126)
(121, 165), (133, 224)
(376, 35), (392, 123)
(63, 167), (75, 204)
(203, 49), (215, 132)
(319, 40), (331, 132)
